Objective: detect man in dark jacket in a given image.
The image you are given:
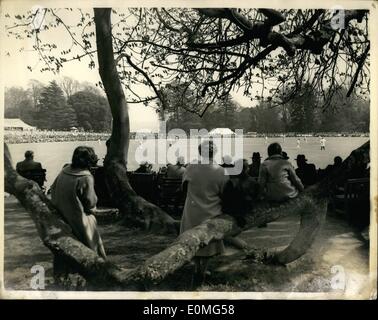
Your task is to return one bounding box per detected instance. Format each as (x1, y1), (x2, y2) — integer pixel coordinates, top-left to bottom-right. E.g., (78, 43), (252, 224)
(248, 152), (261, 178)
(295, 154), (317, 187)
(16, 150), (42, 172)
(16, 150), (46, 187)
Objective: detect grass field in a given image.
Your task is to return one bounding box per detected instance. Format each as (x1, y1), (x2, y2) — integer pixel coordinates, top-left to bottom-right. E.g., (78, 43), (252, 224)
(7, 136), (368, 188)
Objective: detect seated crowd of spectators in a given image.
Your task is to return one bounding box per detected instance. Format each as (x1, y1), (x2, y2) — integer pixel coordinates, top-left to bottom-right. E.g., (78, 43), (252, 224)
(5, 130), (110, 144)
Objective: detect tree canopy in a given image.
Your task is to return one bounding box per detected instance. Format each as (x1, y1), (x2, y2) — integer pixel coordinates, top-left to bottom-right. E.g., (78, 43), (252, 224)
(5, 8), (370, 116)
(4, 79), (112, 132)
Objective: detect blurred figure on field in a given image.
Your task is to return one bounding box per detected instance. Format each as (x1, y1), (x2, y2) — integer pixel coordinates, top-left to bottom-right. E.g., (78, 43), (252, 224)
(320, 137), (326, 150)
(296, 138), (301, 149)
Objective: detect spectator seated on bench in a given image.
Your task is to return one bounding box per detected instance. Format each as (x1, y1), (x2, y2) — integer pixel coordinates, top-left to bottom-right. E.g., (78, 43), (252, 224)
(16, 150), (46, 188)
(18, 168), (47, 188)
(93, 166), (158, 205)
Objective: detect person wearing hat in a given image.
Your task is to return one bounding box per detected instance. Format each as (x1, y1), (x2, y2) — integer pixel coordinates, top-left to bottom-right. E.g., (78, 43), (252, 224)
(282, 151), (289, 160)
(258, 143), (304, 202)
(166, 155), (186, 179)
(295, 154), (317, 187)
(248, 152), (261, 178)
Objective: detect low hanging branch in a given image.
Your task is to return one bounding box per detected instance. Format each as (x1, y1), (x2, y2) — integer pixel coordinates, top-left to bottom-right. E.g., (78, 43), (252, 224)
(195, 8), (368, 97)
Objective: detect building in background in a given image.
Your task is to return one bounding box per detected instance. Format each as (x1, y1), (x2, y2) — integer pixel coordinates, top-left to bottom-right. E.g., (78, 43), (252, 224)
(4, 118), (36, 131)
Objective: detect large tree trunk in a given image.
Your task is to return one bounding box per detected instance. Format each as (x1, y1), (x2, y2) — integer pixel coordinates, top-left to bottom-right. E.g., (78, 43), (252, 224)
(4, 141), (369, 289)
(93, 8), (177, 233)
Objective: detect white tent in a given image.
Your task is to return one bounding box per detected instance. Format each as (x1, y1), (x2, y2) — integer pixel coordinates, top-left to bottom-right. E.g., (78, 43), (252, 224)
(209, 128), (235, 136)
(4, 118), (36, 131)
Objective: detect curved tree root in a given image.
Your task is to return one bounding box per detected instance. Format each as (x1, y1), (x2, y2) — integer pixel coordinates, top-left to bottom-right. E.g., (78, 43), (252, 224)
(274, 196), (327, 264)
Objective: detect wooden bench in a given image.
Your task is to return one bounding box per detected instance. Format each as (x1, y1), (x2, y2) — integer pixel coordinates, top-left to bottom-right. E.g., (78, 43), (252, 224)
(333, 177), (369, 228)
(344, 178), (369, 228)
(93, 167), (185, 211)
(128, 172), (158, 203)
(91, 166), (113, 207)
(158, 177), (185, 213)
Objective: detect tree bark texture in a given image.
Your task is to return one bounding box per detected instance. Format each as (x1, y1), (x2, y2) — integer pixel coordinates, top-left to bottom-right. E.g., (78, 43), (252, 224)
(94, 8), (177, 233)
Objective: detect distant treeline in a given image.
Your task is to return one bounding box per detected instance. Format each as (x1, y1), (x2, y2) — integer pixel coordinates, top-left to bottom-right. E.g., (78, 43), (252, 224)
(4, 77), (112, 132)
(163, 84), (369, 134)
(5, 78), (369, 134)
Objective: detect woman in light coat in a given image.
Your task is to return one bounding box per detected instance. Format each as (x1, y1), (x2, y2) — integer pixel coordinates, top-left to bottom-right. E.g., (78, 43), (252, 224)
(180, 140), (229, 286)
(51, 146), (106, 259)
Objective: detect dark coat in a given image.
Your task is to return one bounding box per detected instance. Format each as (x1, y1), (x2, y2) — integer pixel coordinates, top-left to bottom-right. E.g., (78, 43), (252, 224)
(295, 163), (317, 186)
(16, 159), (42, 173)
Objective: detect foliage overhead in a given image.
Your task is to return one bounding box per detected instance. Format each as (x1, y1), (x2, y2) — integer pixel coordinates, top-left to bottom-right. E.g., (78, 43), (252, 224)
(5, 7), (370, 116)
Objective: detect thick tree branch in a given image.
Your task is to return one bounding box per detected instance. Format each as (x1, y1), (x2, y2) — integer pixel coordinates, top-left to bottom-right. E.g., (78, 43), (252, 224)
(196, 9), (368, 57)
(202, 45), (277, 96)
